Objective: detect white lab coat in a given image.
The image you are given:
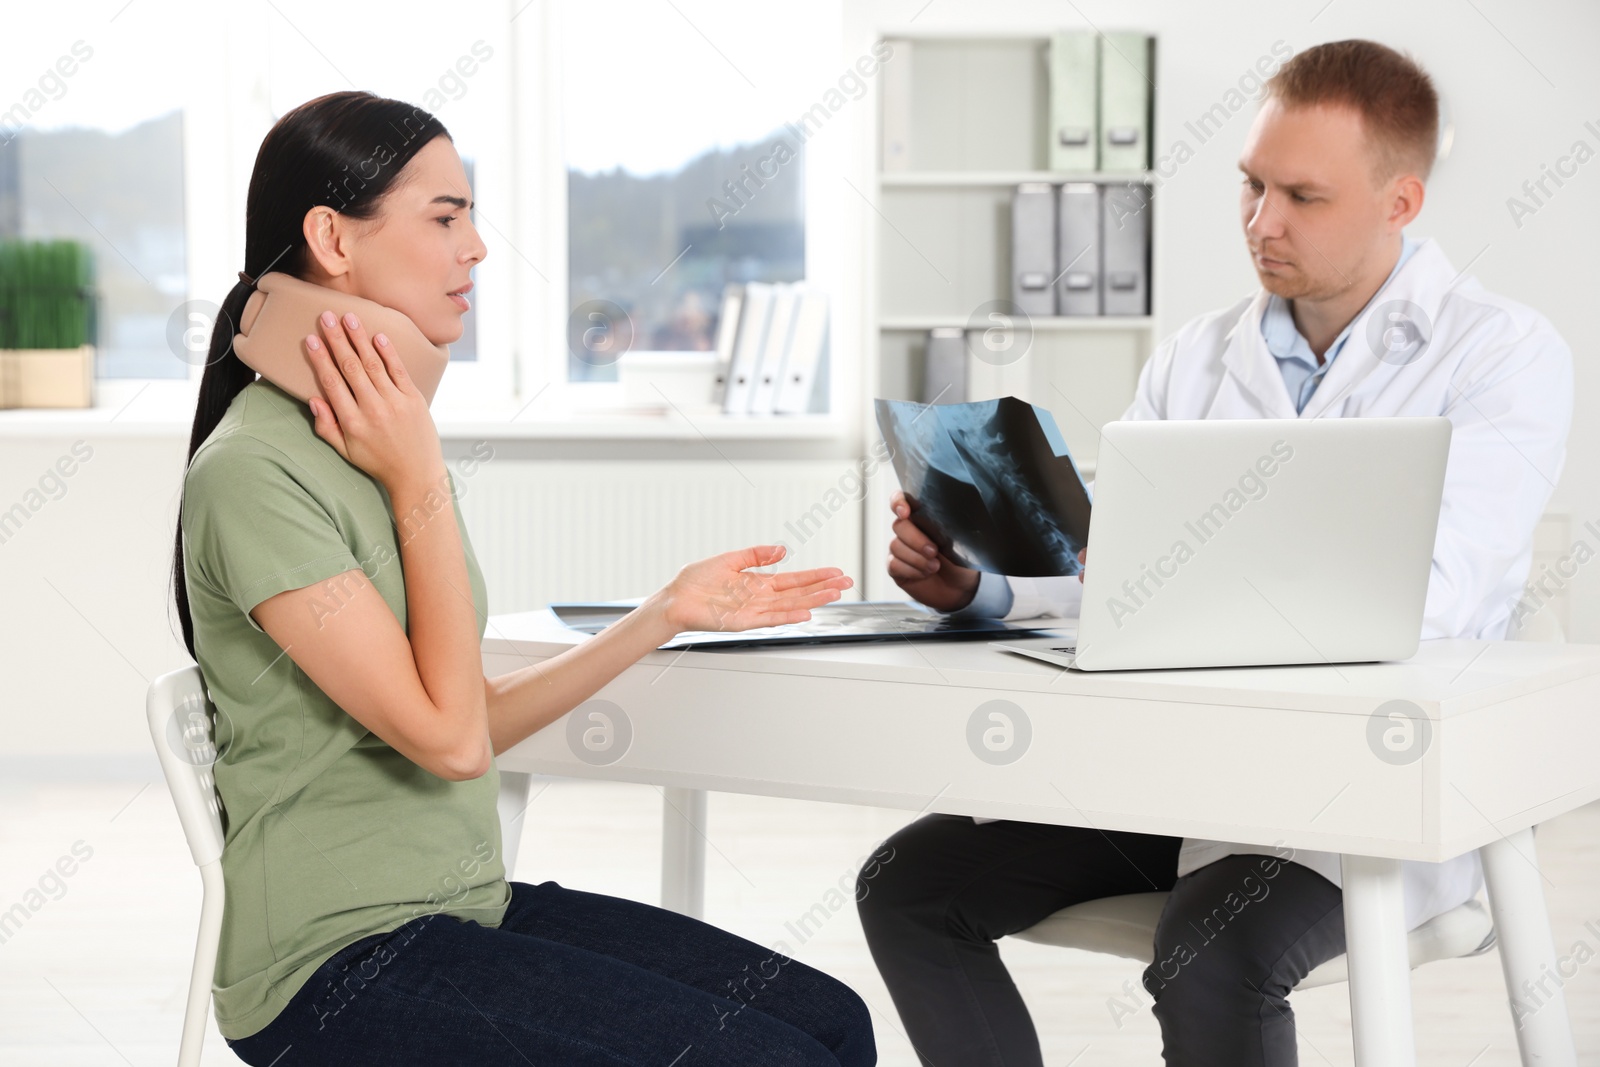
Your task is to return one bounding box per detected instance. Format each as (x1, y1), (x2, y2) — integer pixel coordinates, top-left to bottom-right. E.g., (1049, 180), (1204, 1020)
(980, 236), (1573, 928)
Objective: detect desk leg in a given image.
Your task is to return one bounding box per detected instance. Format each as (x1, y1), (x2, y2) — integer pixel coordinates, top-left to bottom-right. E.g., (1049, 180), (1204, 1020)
(660, 787), (707, 920)
(496, 770), (534, 882)
(1481, 828), (1577, 1067)
(1341, 855), (1417, 1067)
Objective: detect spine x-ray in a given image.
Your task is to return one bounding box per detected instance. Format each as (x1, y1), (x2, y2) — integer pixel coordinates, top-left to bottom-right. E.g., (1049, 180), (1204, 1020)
(875, 396), (1092, 577)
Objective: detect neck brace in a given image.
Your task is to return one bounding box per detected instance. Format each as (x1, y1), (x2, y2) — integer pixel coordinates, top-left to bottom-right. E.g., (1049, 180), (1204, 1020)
(232, 272), (450, 406)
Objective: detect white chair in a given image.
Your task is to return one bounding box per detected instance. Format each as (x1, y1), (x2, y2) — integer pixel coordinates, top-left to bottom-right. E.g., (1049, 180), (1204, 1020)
(1008, 614), (1570, 1058)
(148, 665), (532, 1067)
(147, 667), (228, 1067)
(1010, 890), (1495, 990)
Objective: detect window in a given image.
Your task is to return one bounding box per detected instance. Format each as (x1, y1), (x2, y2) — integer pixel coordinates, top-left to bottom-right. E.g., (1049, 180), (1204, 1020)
(4, 5), (509, 390)
(1, 24), (188, 380)
(265, 4), (511, 379)
(560, 0), (835, 383)
(3, 1), (849, 417)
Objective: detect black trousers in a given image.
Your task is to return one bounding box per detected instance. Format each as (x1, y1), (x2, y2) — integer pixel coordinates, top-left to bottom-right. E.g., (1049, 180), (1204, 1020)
(856, 815), (1347, 1067)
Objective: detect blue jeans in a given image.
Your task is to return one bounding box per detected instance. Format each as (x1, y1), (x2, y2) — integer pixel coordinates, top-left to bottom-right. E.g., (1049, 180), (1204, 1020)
(228, 879), (876, 1065)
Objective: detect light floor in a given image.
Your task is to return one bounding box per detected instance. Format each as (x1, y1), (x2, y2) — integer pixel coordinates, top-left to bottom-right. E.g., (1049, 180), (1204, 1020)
(2, 770), (1597, 1065)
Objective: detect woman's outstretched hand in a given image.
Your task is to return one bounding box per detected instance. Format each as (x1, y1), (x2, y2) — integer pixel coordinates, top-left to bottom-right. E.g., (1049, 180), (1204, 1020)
(653, 545), (854, 634)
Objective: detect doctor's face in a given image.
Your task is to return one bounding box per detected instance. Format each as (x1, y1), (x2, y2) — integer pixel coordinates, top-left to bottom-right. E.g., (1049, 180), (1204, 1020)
(1237, 98), (1409, 302)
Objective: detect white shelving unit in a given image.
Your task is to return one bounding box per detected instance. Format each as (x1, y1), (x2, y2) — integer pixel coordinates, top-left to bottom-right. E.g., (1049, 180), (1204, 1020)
(879, 170), (1157, 187)
(878, 315), (1155, 332)
(857, 29), (1161, 600)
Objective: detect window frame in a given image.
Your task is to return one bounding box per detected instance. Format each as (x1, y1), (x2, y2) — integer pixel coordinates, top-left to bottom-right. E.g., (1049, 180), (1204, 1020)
(161, 0), (846, 420)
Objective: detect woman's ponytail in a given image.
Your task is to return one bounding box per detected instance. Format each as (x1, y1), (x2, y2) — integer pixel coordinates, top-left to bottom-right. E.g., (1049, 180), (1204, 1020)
(170, 274), (262, 658)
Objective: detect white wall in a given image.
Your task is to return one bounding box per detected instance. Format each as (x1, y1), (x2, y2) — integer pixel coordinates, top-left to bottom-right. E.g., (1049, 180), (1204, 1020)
(3, 0), (1596, 766)
(0, 436), (188, 765)
(846, 0), (1600, 640)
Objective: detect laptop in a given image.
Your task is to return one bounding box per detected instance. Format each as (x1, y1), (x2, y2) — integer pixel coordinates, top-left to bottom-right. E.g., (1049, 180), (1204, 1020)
(992, 417), (1451, 671)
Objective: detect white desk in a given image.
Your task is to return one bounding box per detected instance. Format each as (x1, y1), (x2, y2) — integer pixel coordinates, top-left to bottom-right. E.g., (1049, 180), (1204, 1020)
(486, 609), (1600, 1066)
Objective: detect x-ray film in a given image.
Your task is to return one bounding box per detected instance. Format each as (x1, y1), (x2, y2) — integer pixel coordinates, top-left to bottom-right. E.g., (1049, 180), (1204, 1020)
(874, 396), (1092, 577)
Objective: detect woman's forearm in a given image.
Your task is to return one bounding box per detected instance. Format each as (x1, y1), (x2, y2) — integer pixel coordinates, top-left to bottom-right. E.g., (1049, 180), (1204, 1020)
(483, 545), (849, 758)
(485, 592), (680, 756)
(389, 466), (492, 769)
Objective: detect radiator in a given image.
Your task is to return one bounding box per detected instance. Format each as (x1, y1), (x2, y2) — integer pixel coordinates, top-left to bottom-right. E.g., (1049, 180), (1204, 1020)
(452, 459), (867, 615)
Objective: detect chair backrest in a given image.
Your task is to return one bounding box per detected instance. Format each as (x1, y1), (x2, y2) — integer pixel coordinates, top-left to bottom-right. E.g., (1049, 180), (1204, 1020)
(147, 666), (227, 868)
(1506, 605), (1566, 643)
(146, 664), (529, 877)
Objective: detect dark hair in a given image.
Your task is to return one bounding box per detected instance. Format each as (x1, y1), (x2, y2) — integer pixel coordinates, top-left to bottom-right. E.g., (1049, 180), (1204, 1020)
(1264, 40), (1439, 183)
(171, 90), (450, 659)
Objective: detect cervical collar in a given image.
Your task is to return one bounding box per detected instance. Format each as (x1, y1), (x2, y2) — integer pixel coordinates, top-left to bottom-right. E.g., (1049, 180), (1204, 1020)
(232, 272), (450, 406)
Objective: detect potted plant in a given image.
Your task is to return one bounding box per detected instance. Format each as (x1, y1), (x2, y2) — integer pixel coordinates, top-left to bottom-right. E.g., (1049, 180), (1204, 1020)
(0, 239), (95, 408)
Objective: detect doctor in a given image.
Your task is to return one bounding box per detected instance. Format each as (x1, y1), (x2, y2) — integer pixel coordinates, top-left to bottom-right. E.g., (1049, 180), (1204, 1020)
(857, 39), (1573, 1067)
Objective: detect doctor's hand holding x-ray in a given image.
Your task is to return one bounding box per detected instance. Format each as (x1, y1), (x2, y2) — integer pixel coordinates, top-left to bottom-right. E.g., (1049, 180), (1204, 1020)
(886, 490), (1088, 611)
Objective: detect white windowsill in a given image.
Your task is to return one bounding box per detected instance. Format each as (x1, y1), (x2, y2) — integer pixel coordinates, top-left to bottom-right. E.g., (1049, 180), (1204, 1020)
(0, 379), (846, 441)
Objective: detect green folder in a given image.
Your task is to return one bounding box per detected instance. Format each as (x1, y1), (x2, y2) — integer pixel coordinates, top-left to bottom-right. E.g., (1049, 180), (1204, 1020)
(1048, 32), (1099, 171)
(1098, 32), (1152, 173)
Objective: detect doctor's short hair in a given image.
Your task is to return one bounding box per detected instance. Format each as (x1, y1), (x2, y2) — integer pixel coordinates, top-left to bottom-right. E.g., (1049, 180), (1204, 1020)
(1265, 39), (1439, 184)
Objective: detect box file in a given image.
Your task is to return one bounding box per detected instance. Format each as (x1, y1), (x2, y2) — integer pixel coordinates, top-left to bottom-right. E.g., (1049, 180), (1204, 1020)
(1101, 182), (1151, 315)
(722, 281), (773, 413)
(774, 289), (829, 414)
(1098, 33), (1152, 172)
(921, 326), (966, 406)
(709, 284), (744, 408)
(749, 283), (799, 414)
(1048, 32), (1098, 171)
(1010, 183), (1056, 317)
(1055, 182), (1101, 316)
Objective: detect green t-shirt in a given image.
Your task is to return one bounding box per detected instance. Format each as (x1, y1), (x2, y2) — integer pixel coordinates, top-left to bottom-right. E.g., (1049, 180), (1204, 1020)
(180, 378), (510, 1041)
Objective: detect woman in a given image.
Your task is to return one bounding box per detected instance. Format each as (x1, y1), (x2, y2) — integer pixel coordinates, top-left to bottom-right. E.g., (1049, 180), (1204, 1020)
(171, 90), (874, 1066)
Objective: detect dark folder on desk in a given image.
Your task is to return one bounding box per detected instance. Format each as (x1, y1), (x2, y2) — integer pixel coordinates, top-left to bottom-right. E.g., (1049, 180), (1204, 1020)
(550, 601), (1059, 650)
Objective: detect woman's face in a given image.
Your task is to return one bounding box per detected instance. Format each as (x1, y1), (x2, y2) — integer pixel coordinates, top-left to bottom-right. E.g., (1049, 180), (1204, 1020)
(301, 134), (488, 345)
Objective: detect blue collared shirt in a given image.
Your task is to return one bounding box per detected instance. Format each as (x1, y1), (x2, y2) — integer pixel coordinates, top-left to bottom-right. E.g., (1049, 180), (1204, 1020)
(1263, 235), (1417, 414)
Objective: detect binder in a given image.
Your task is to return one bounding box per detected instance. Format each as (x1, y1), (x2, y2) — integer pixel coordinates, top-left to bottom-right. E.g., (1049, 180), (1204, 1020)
(1101, 181), (1151, 316)
(880, 39), (914, 172)
(1098, 32), (1152, 173)
(1055, 183), (1101, 316)
(1048, 32), (1099, 171)
(749, 282), (798, 415)
(722, 281), (772, 414)
(1010, 183), (1056, 318)
(709, 284), (744, 407)
(921, 326), (966, 405)
(775, 289), (829, 414)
